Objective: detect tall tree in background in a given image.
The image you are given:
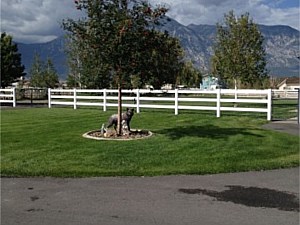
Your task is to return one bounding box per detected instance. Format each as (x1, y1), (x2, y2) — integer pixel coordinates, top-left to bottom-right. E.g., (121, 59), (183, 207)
(65, 34), (83, 88)
(211, 11), (268, 88)
(64, 24), (112, 89)
(30, 53), (59, 88)
(138, 30), (185, 89)
(30, 54), (44, 87)
(1, 32), (26, 88)
(44, 58), (60, 88)
(176, 60), (202, 88)
(63, 0), (184, 135)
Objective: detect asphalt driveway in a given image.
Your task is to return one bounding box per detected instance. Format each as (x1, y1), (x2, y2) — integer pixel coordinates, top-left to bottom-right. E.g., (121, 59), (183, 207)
(1, 168), (299, 225)
(262, 119), (299, 136)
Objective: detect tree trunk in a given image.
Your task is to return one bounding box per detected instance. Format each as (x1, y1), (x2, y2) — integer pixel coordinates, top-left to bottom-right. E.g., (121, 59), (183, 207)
(117, 83), (122, 136)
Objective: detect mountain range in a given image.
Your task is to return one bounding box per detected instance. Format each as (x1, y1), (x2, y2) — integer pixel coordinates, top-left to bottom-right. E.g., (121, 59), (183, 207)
(17, 18), (300, 80)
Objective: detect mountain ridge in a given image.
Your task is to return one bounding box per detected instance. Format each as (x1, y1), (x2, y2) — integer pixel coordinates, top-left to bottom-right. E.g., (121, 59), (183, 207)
(159, 18), (299, 76)
(17, 19), (300, 80)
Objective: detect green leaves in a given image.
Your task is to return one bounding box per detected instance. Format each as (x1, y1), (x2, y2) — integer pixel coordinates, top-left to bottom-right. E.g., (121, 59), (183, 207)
(0, 33), (26, 88)
(62, 0), (185, 89)
(212, 11), (269, 88)
(30, 54), (59, 88)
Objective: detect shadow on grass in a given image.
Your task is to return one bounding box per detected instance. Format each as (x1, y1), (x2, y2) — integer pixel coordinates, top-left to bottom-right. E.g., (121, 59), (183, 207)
(156, 125), (264, 140)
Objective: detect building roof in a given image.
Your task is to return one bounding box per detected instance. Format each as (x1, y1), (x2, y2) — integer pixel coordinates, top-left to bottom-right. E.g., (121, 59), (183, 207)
(277, 77), (299, 87)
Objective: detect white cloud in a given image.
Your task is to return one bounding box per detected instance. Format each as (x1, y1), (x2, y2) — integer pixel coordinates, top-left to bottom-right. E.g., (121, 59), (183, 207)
(1, 0), (83, 43)
(1, 0), (299, 43)
(150, 0), (300, 29)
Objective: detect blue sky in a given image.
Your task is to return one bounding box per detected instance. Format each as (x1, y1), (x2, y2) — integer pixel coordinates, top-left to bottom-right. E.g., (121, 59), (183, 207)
(1, 0), (299, 43)
(267, 0), (299, 8)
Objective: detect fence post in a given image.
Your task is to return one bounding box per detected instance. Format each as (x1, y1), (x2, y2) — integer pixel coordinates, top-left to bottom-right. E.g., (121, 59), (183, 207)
(12, 87), (16, 107)
(73, 88), (77, 109)
(103, 89), (107, 111)
(136, 89), (140, 113)
(234, 79), (238, 101)
(216, 89), (221, 118)
(297, 88), (299, 124)
(48, 88), (51, 108)
(267, 89), (272, 121)
(175, 89), (179, 115)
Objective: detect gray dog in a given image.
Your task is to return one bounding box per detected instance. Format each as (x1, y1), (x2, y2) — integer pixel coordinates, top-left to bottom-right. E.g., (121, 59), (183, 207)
(106, 108), (134, 131)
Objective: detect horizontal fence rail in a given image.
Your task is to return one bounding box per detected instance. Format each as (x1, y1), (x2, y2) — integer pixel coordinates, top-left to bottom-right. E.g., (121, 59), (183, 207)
(48, 88), (273, 120)
(272, 90), (299, 99)
(0, 88), (16, 107)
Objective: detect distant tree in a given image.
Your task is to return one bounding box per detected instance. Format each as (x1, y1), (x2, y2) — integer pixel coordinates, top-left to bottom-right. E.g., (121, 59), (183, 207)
(65, 33), (111, 89)
(65, 35), (83, 88)
(269, 76), (281, 89)
(30, 53), (59, 88)
(43, 58), (59, 88)
(137, 30), (185, 89)
(0, 32), (26, 87)
(211, 11), (269, 88)
(176, 61), (202, 87)
(30, 54), (44, 87)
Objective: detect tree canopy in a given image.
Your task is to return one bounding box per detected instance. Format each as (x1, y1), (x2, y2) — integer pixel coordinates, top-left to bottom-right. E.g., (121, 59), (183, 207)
(211, 11), (269, 88)
(1, 32), (26, 88)
(30, 53), (59, 88)
(62, 0), (185, 90)
(176, 60), (202, 88)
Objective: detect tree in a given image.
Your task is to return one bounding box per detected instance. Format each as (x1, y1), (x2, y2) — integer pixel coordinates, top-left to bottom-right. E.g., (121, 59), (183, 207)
(44, 58), (60, 88)
(211, 11), (268, 89)
(1, 32), (26, 88)
(30, 54), (44, 87)
(136, 30), (185, 89)
(63, 0), (184, 135)
(30, 53), (59, 88)
(64, 31), (112, 89)
(176, 61), (202, 88)
(65, 35), (83, 88)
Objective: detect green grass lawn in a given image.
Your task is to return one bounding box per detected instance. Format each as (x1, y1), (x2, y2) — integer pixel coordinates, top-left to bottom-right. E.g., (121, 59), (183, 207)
(272, 99), (298, 120)
(1, 107), (299, 177)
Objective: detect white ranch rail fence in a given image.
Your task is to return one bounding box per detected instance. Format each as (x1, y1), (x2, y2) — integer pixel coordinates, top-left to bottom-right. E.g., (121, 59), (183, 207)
(272, 90), (299, 99)
(0, 88), (16, 107)
(48, 88), (272, 120)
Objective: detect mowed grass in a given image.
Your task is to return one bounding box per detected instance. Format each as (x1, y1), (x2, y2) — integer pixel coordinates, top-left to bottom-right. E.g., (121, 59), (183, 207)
(1, 107), (299, 177)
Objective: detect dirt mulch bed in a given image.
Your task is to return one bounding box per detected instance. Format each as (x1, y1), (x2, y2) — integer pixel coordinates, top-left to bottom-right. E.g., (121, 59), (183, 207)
(83, 129), (153, 141)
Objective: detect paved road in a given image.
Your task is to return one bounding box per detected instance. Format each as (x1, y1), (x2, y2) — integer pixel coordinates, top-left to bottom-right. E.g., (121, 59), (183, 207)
(1, 168), (299, 225)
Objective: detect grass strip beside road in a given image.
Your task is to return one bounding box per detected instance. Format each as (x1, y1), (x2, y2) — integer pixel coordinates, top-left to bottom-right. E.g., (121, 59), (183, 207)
(1, 107), (299, 177)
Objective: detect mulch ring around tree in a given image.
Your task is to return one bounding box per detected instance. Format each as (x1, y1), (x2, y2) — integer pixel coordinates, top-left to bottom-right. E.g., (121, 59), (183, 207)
(83, 129), (153, 141)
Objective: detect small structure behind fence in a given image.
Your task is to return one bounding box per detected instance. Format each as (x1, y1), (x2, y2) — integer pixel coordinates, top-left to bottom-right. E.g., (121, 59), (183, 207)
(48, 88), (272, 120)
(0, 88), (16, 107)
